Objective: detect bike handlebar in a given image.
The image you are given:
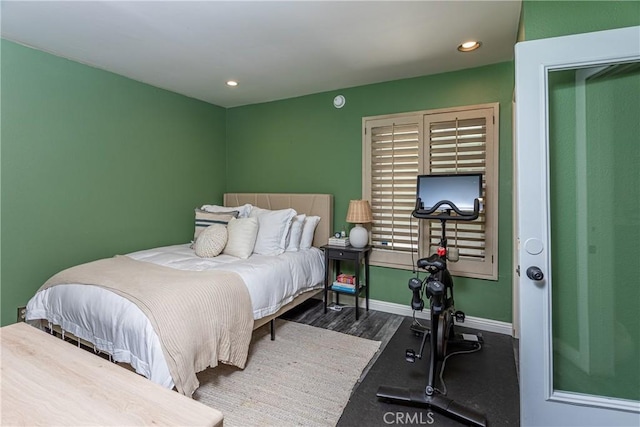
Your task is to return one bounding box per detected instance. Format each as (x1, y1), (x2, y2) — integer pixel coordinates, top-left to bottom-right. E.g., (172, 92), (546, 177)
(412, 198), (481, 221)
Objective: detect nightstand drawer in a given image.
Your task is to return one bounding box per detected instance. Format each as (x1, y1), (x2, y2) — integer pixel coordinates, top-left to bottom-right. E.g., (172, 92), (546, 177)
(326, 248), (359, 260)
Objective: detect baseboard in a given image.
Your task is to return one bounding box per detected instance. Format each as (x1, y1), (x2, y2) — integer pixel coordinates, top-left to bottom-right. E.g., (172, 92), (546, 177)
(319, 294), (513, 336)
(369, 299), (513, 336)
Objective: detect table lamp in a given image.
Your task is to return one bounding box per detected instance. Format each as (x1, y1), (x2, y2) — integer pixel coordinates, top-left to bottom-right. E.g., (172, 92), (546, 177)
(346, 200), (373, 248)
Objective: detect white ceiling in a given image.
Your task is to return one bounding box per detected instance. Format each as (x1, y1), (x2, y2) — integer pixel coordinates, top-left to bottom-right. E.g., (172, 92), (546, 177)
(1, 1), (522, 108)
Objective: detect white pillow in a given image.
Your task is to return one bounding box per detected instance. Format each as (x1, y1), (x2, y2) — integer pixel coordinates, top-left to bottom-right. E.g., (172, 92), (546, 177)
(223, 217), (259, 259)
(285, 214), (306, 252)
(194, 209), (237, 241)
(300, 216), (321, 250)
(201, 203), (252, 218)
(250, 207), (297, 256)
(194, 224), (228, 258)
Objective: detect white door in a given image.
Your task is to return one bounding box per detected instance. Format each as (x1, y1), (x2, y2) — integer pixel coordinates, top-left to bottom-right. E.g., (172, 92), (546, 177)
(516, 26), (640, 426)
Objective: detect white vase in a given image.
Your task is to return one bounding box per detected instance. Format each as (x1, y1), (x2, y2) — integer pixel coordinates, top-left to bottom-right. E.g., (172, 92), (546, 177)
(349, 224), (369, 248)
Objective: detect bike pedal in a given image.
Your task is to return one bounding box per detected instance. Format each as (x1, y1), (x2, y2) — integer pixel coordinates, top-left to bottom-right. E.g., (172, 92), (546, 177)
(459, 332), (484, 344)
(455, 310), (466, 322)
(405, 349), (416, 363)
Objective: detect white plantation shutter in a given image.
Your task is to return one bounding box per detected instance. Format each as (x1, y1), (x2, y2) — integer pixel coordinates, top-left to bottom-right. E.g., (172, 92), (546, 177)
(363, 104), (498, 280)
(423, 107), (497, 279)
(370, 123), (419, 250)
(364, 116), (421, 269)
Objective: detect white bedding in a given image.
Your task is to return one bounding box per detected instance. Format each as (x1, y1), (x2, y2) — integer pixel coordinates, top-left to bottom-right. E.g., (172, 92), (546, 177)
(26, 244), (324, 389)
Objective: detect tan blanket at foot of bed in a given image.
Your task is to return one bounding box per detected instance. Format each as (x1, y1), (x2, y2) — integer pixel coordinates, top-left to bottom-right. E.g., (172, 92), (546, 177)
(40, 255), (254, 397)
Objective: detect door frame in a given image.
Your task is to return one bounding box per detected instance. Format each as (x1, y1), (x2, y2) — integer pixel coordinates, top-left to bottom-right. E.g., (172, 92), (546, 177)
(515, 25), (640, 425)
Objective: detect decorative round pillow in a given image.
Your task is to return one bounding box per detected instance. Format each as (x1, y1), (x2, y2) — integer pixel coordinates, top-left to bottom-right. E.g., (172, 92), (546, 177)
(194, 224), (228, 258)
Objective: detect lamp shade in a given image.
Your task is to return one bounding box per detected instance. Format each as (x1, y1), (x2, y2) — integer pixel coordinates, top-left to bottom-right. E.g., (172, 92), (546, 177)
(346, 200), (373, 224)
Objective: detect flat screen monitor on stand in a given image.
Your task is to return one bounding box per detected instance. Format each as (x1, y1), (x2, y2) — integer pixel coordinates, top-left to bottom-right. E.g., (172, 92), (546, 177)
(415, 173), (482, 217)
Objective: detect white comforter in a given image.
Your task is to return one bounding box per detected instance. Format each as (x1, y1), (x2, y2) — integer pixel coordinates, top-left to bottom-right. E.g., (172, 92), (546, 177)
(26, 244), (325, 389)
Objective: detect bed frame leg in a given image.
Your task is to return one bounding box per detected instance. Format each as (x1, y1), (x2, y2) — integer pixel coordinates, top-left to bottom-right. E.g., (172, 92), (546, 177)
(270, 319), (276, 341)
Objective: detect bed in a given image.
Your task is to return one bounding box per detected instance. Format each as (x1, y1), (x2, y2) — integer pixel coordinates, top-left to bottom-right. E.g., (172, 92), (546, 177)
(26, 193), (333, 397)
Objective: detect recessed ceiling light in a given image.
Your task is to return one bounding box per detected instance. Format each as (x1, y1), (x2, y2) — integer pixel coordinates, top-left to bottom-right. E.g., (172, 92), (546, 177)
(457, 41), (482, 52)
(226, 80), (239, 87)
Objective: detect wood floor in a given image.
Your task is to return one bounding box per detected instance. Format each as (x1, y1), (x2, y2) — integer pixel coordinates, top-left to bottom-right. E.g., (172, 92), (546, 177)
(281, 297), (405, 353)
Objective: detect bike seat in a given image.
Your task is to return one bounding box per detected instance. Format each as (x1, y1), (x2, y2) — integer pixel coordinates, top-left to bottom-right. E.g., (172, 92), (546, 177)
(417, 254), (446, 271)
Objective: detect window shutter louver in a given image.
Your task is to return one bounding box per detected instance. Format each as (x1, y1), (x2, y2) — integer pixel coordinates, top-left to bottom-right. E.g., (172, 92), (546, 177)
(370, 122), (420, 254)
(427, 117), (488, 263)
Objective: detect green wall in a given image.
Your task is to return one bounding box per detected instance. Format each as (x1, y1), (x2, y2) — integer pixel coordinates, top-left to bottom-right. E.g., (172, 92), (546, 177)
(523, 0), (640, 40)
(0, 40), (227, 326)
(227, 62), (515, 322)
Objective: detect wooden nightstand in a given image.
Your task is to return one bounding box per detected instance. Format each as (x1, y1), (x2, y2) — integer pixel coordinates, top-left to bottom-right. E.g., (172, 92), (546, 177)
(321, 245), (372, 320)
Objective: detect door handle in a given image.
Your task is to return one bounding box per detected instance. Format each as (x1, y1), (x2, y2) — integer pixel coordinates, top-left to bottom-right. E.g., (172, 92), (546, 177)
(526, 266), (544, 281)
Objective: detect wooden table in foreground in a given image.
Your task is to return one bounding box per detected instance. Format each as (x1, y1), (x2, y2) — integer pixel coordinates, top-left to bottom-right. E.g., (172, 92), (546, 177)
(0, 322), (223, 426)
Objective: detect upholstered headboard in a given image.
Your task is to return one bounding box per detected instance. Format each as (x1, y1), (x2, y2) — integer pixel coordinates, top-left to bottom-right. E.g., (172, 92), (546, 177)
(223, 193), (333, 248)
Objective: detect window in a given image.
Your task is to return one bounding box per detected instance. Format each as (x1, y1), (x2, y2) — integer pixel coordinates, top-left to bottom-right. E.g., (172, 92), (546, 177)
(362, 103), (499, 280)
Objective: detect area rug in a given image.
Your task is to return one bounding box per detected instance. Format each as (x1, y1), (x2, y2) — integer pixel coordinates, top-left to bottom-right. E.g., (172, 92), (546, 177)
(194, 319), (381, 427)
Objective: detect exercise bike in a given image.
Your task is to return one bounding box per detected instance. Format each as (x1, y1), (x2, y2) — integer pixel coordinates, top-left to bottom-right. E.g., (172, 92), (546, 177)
(377, 174), (488, 427)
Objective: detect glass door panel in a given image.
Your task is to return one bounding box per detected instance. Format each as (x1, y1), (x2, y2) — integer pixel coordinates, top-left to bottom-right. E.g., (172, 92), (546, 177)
(548, 63), (640, 401)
